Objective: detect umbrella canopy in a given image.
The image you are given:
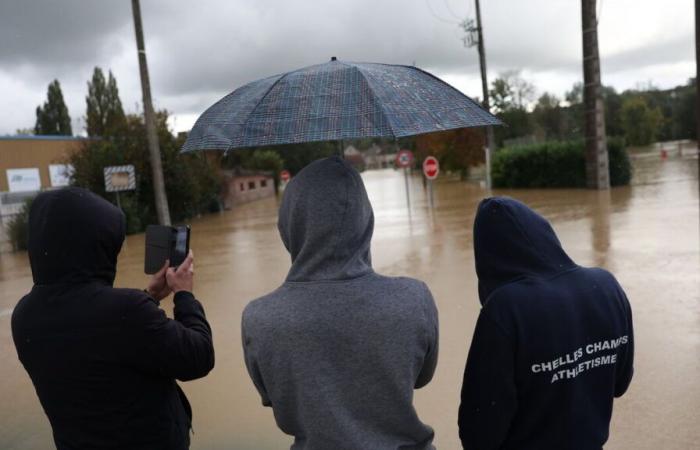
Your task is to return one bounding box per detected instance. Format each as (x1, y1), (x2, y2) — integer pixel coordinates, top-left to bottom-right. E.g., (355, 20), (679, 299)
(182, 58), (501, 153)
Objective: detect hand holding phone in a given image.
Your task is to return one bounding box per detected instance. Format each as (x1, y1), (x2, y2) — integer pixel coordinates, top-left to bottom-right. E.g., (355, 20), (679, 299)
(144, 225), (191, 274)
(166, 250), (194, 294)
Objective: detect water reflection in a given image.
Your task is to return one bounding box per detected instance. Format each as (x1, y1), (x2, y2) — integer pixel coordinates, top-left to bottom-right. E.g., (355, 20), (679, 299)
(0, 152), (697, 450)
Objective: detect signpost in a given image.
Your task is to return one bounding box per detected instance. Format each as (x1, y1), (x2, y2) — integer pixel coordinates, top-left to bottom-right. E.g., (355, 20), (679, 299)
(422, 156), (440, 208)
(396, 149), (414, 209)
(104, 165), (136, 210)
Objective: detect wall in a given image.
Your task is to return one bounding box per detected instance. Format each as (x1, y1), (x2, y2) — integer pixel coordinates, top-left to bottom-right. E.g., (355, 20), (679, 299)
(222, 173), (275, 209)
(0, 136), (83, 192)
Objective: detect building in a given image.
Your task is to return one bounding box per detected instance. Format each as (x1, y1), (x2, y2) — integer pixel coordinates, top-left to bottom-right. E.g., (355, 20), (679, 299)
(220, 169), (275, 209)
(0, 135), (84, 252)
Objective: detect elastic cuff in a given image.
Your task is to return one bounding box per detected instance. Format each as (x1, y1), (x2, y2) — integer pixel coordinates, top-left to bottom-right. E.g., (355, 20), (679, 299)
(174, 290), (195, 302)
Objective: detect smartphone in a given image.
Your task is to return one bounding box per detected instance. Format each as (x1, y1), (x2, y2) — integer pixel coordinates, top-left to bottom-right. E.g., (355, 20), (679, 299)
(144, 225), (191, 274)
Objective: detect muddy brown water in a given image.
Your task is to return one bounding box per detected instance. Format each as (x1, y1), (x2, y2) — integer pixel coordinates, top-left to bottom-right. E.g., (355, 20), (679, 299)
(1, 152), (698, 450)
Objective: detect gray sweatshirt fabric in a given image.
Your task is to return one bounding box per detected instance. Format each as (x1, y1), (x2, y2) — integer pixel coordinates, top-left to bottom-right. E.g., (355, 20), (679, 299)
(242, 156), (439, 450)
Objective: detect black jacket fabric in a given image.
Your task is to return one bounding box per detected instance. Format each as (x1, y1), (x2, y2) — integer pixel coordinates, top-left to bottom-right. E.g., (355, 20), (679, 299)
(459, 197), (634, 450)
(11, 187), (214, 450)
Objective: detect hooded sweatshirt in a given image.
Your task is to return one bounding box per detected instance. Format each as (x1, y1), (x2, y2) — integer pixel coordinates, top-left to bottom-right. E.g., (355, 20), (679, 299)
(458, 197), (634, 450)
(242, 156), (438, 450)
(11, 187), (214, 450)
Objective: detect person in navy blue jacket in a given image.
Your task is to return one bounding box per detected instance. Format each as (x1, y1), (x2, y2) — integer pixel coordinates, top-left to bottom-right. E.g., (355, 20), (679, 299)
(459, 197), (634, 450)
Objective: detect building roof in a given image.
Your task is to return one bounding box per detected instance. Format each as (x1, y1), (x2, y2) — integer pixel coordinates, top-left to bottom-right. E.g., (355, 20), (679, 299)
(0, 135), (90, 141)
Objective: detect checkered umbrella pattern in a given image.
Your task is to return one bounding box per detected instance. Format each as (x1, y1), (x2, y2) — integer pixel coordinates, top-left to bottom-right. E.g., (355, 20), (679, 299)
(181, 59), (501, 153)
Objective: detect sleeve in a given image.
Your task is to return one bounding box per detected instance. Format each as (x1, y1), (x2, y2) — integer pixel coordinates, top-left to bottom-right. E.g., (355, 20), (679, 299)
(415, 283), (439, 389)
(128, 291), (215, 381)
(459, 311), (517, 450)
(615, 293), (634, 397)
(241, 310), (271, 407)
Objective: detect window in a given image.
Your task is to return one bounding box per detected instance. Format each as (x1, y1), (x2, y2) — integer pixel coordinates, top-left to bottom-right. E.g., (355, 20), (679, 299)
(248, 181), (256, 190)
(260, 179), (268, 188)
(239, 183), (245, 191)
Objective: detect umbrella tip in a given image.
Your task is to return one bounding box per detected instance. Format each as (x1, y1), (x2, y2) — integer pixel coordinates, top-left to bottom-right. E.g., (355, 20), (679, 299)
(330, 56), (337, 61)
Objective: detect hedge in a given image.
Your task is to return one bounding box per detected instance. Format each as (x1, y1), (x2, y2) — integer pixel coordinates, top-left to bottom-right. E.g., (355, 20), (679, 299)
(492, 138), (632, 188)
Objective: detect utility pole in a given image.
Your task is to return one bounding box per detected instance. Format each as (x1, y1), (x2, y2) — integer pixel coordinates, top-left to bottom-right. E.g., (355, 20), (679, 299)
(581, 0), (610, 190)
(695, 0), (700, 204)
(131, 0), (171, 225)
(464, 0), (495, 190)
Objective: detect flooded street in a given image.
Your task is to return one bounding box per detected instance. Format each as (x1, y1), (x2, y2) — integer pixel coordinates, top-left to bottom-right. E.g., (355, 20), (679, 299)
(0, 151), (698, 450)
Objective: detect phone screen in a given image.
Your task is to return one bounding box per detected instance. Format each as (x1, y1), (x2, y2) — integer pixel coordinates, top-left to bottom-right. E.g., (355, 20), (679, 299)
(171, 226), (190, 267)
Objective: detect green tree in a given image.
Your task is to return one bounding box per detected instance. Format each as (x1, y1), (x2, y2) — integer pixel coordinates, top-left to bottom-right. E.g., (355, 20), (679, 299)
(85, 67), (126, 137)
(533, 93), (563, 139)
(489, 71), (536, 146)
(69, 110), (220, 232)
(35, 79), (72, 135)
(620, 96), (663, 146)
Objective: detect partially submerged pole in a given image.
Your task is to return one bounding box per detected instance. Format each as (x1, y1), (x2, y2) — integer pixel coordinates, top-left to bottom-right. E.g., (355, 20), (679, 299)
(581, 0), (610, 190)
(474, 0), (495, 190)
(131, 0), (171, 225)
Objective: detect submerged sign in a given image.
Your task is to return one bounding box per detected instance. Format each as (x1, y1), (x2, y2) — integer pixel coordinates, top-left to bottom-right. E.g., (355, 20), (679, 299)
(104, 165), (136, 192)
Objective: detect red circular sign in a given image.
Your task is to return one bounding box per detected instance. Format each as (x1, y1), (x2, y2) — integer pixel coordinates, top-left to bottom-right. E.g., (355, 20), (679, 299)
(396, 149), (414, 168)
(423, 156), (440, 180)
(280, 170), (291, 182)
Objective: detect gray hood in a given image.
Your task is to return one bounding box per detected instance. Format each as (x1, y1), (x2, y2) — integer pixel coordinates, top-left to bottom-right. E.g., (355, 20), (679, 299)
(278, 156), (374, 282)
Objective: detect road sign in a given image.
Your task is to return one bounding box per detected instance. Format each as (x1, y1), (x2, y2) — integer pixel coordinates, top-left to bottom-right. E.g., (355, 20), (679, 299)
(280, 170), (291, 182)
(423, 156), (440, 180)
(104, 165), (136, 192)
(396, 149), (414, 168)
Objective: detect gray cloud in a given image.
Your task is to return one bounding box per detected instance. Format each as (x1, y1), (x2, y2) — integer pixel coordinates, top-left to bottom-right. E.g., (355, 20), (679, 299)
(0, 0), (694, 134)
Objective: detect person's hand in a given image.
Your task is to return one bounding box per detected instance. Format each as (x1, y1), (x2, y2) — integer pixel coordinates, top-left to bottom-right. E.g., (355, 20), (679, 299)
(166, 250), (194, 294)
(146, 260), (172, 301)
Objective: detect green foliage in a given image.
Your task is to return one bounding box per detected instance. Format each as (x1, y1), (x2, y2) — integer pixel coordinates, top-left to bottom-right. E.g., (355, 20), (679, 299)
(69, 111), (220, 232)
(85, 67), (126, 137)
(7, 198), (34, 251)
(492, 139), (631, 188)
(620, 96), (663, 146)
(35, 80), (72, 135)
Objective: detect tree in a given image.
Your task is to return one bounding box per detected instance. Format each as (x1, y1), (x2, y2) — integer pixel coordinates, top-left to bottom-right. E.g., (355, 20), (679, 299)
(620, 96), (663, 146)
(414, 128), (485, 179)
(85, 67), (126, 137)
(489, 70), (535, 113)
(533, 93), (563, 139)
(69, 110), (220, 233)
(35, 80), (72, 135)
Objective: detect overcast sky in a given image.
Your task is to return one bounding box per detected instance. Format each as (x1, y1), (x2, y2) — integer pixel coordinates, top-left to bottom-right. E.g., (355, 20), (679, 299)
(0, 0), (694, 135)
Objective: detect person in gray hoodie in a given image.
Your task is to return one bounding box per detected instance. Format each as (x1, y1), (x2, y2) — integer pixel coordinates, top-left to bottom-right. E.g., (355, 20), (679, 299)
(241, 156), (439, 450)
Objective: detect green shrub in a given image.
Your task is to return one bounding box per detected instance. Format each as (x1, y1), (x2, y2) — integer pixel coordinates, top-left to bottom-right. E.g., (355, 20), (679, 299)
(492, 138), (631, 188)
(7, 197), (34, 251)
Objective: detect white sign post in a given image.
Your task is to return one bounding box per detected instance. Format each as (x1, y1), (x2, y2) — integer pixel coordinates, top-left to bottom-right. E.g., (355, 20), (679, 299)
(104, 165), (136, 210)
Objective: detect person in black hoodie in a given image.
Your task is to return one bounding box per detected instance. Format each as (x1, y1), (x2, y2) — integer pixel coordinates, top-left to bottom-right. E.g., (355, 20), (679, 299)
(11, 187), (214, 450)
(459, 197), (633, 450)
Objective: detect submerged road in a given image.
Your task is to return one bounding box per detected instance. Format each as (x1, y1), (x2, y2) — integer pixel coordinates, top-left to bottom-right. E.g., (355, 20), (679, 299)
(0, 151), (698, 449)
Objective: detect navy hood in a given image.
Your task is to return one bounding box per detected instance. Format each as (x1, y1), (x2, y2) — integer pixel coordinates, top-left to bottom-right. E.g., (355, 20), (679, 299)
(473, 197), (575, 304)
(28, 187), (126, 286)
(278, 156), (374, 282)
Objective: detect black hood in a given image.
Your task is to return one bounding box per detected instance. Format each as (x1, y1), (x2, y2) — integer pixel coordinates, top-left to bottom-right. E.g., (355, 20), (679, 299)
(28, 187), (126, 286)
(473, 197), (575, 305)
(278, 156), (374, 282)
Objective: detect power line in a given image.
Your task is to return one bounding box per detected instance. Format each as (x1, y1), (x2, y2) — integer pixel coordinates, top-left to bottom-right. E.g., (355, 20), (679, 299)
(425, 0), (460, 25)
(442, 0), (462, 20)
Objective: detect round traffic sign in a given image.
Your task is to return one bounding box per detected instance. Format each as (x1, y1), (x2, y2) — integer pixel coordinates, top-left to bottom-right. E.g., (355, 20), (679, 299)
(423, 156), (440, 180)
(280, 170), (291, 182)
(396, 149), (414, 168)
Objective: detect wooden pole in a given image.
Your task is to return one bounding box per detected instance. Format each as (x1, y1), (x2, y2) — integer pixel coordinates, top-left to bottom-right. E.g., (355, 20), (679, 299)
(131, 0), (171, 225)
(581, 0), (610, 190)
(474, 0), (495, 190)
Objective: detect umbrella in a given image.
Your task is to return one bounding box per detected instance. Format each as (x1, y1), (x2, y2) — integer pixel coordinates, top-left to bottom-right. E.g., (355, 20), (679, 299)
(181, 57), (501, 153)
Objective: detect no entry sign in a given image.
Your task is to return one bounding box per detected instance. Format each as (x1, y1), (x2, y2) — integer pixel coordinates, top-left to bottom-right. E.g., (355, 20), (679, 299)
(280, 170), (291, 182)
(423, 156), (440, 180)
(396, 149), (414, 168)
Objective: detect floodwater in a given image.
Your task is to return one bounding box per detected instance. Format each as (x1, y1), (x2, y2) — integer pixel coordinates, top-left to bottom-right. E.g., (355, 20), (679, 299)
(0, 149), (698, 450)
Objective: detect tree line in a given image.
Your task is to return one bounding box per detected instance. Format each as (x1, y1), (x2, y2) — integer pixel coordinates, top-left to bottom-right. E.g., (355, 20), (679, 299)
(489, 70), (696, 148)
